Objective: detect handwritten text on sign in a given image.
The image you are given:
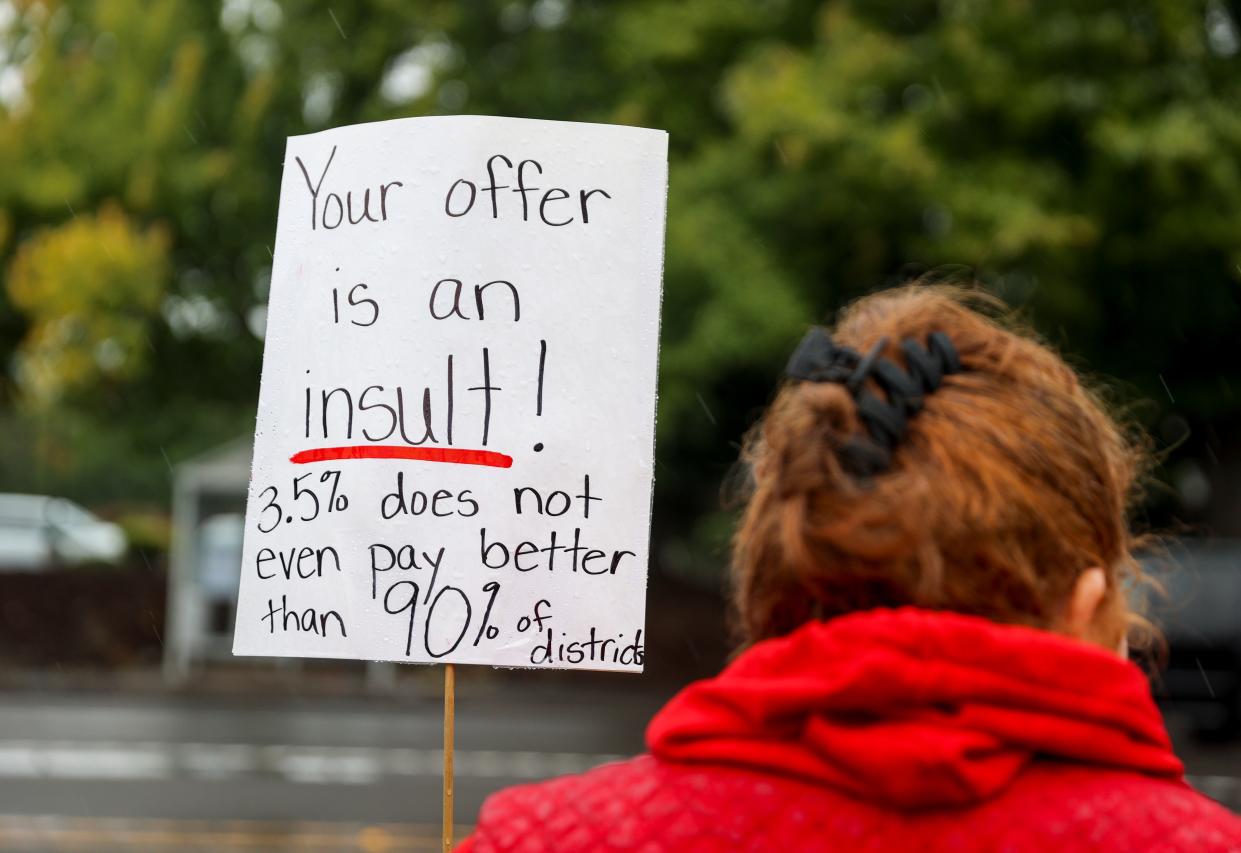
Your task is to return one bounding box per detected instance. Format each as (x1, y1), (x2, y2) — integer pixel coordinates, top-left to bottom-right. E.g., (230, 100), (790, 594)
(232, 116), (668, 672)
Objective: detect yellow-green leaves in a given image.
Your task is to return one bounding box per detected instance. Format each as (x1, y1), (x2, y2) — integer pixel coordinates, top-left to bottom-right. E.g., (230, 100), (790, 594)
(7, 205), (169, 405)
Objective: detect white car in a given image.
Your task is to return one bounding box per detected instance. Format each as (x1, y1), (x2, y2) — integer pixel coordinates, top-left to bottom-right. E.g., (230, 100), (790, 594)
(0, 494), (128, 570)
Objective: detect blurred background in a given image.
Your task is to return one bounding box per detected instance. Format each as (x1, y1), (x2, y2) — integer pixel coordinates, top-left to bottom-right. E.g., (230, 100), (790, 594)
(0, 0), (1240, 849)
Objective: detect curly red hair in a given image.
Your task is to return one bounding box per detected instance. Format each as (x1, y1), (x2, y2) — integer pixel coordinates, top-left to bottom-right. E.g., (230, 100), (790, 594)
(733, 284), (1151, 650)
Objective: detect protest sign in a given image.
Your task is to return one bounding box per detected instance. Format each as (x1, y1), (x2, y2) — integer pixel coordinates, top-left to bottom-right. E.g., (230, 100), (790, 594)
(232, 116), (668, 673)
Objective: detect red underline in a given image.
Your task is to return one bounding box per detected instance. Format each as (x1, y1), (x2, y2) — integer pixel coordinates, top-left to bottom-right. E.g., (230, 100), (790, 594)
(289, 445), (513, 468)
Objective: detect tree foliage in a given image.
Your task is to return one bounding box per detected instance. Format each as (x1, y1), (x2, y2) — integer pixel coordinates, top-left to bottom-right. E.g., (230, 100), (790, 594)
(1, 0), (1238, 559)
(8, 204), (167, 404)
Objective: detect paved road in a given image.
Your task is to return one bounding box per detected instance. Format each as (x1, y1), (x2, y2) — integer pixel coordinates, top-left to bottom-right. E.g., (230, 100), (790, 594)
(0, 687), (1235, 850)
(0, 684), (666, 851)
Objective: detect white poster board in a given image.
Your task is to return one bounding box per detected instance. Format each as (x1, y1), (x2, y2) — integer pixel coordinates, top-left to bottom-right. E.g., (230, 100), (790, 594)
(232, 116), (668, 673)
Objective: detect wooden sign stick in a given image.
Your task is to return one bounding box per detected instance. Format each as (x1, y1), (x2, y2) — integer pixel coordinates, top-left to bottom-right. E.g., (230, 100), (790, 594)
(443, 663), (456, 853)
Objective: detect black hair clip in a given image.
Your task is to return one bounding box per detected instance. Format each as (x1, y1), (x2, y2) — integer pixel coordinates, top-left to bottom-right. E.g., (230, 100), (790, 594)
(785, 327), (859, 383)
(785, 328), (963, 476)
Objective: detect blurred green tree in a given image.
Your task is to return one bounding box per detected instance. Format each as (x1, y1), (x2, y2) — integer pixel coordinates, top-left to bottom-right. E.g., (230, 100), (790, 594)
(1, 0), (1238, 568)
(7, 203), (167, 404)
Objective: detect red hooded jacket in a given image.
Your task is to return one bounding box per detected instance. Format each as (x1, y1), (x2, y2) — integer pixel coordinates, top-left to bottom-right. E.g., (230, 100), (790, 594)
(462, 609), (1241, 851)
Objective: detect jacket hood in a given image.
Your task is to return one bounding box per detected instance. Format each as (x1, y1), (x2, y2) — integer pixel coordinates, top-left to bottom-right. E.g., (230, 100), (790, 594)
(647, 607), (1182, 809)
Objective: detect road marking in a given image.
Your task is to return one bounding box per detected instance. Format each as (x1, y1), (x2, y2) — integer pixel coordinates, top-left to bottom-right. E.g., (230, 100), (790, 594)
(0, 740), (622, 785)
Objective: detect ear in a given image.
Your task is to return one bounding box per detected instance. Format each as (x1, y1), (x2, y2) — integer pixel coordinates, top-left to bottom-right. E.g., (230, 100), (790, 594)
(1060, 567), (1108, 643)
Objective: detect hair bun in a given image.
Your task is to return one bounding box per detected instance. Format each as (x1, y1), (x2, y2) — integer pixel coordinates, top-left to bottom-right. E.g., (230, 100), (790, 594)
(786, 328), (963, 476)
